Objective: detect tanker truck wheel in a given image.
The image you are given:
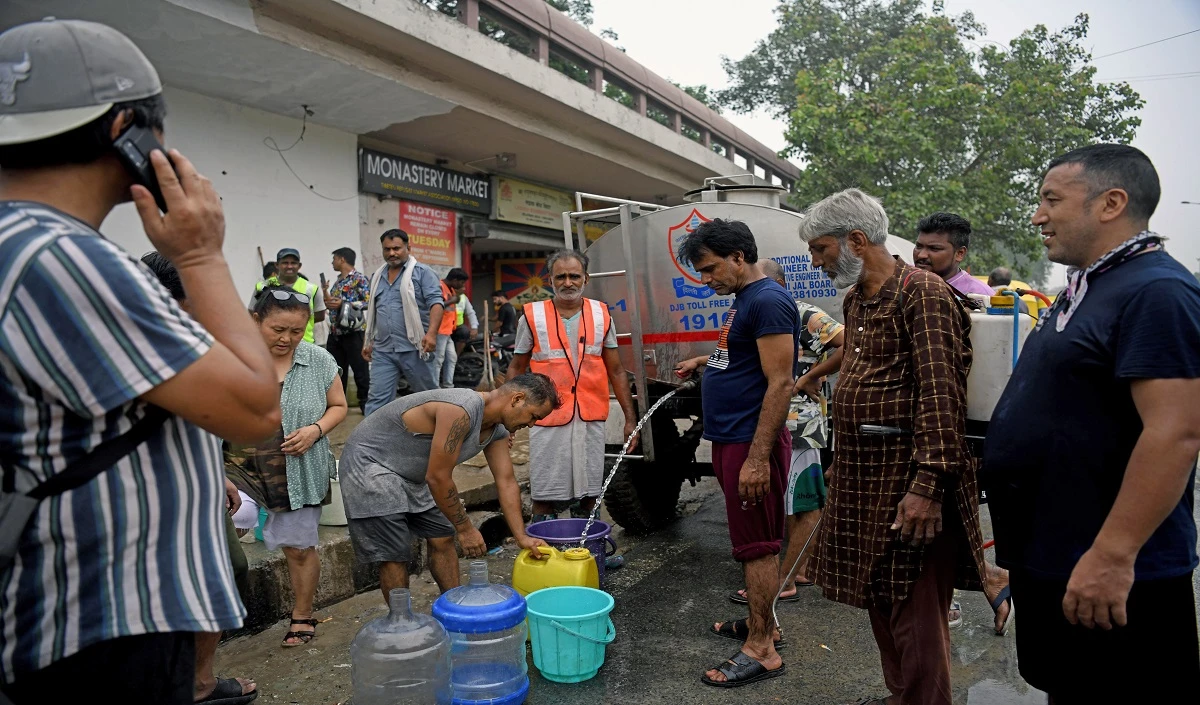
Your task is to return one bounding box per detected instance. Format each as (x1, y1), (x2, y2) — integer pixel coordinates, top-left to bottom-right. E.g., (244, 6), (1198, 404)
(604, 458), (683, 535)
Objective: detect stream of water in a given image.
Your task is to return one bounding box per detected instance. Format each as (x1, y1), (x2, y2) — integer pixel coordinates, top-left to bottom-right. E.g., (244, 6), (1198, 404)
(578, 386), (688, 544)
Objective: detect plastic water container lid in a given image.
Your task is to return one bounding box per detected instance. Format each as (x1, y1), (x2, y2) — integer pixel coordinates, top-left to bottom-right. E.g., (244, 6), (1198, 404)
(562, 547), (592, 561)
(432, 561), (526, 633)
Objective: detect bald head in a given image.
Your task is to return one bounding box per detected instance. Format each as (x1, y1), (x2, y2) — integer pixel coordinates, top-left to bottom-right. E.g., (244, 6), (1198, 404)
(988, 266), (1013, 287)
(760, 258), (785, 287)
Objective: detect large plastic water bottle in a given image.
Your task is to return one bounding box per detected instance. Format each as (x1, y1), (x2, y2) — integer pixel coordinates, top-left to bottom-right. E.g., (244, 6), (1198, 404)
(351, 588), (452, 705)
(433, 561), (529, 705)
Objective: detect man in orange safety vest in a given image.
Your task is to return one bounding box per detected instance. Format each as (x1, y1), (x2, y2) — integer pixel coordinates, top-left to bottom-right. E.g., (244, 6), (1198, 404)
(507, 250), (639, 526)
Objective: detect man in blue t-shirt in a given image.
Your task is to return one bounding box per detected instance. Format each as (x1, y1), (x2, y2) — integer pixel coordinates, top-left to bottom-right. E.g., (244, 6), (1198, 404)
(675, 219), (799, 689)
(984, 144), (1200, 700)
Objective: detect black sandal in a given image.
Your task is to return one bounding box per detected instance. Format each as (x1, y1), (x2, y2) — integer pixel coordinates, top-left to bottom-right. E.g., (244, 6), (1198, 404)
(728, 587), (801, 605)
(196, 677), (258, 705)
(709, 618), (786, 650)
(282, 614), (318, 648)
(701, 650), (786, 688)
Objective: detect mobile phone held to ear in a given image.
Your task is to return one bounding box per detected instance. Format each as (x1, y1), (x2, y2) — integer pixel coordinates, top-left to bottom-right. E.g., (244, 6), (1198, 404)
(114, 124), (173, 213)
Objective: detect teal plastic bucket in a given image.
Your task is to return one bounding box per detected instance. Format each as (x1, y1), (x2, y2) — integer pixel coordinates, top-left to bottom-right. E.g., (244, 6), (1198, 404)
(524, 587), (615, 684)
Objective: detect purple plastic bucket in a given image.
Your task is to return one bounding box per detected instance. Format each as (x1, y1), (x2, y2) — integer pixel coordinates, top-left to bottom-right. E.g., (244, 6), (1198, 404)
(525, 519), (616, 588)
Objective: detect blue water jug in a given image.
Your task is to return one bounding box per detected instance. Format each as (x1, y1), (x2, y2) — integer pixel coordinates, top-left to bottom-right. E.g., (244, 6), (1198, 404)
(433, 561), (529, 705)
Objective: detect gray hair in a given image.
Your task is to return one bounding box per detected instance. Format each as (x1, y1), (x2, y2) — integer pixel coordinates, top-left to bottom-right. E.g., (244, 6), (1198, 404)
(797, 188), (889, 246)
(545, 249), (589, 276)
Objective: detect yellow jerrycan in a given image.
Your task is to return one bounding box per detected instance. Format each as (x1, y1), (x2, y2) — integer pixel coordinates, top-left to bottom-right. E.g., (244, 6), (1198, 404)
(512, 546), (599, 597)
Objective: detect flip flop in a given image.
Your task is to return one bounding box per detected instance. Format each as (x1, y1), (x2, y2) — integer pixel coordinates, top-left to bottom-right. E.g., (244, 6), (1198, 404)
(197, 677), (258, 705)
(709, 618), (786, 650)
(701, 650), (786, 688)
(728, 588), (801, 605)
(990, 585), (1013, 636)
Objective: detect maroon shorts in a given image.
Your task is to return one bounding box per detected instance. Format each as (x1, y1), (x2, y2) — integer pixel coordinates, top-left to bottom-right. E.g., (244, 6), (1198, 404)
(711, 427), (790, 562)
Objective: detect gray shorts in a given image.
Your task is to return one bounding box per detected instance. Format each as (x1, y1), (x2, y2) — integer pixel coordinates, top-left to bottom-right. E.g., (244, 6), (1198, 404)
(348, 507), (456, 564)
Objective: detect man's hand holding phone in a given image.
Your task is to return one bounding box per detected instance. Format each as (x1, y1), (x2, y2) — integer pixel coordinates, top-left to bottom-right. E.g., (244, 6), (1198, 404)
(131, 149), (226, 271)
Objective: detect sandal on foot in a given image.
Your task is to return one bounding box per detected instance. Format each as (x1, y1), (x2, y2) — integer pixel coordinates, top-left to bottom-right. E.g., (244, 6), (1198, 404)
(947, 600), (963, 628)
(709, 618), (786, 650)
(197, 677), (258, 705)
(990, 585), (1013, 636)
(701, 650), (786, 688)
(282, 614), (318, 648)
(728, 588), (800, 605)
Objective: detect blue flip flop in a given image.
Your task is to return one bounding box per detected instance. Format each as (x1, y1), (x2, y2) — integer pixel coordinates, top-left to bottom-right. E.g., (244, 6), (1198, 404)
(990, 585), (1013, 636)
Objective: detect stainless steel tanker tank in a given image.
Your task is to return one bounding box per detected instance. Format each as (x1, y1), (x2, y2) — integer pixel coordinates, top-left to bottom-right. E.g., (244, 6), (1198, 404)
(569, 179), (914, 390)
(560, 178), (915, 533)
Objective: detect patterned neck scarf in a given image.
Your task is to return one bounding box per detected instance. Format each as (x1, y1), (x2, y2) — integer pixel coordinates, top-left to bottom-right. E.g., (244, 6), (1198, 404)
(1051, 230), (1164, 332)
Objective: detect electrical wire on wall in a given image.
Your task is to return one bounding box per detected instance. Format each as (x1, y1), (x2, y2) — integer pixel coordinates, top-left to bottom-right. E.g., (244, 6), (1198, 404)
(263, 105), (358, 202)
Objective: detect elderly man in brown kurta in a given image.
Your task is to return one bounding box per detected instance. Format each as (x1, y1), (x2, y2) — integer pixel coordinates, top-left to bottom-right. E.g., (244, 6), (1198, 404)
(799, 188), (986, 705)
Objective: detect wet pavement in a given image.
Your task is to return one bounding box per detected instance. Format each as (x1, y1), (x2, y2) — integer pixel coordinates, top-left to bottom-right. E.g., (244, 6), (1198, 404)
(214, 473), (1081, 705)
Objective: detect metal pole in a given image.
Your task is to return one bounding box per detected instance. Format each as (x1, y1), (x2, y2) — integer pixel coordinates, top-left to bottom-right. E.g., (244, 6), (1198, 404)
(618, 203), (655, 463)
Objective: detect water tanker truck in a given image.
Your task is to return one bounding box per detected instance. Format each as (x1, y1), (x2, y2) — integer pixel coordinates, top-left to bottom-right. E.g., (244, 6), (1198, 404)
(561, 177), (916, 533)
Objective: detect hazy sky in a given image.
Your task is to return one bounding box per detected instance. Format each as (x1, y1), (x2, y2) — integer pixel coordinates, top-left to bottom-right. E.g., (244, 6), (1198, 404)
(593, 0), (1200, 287)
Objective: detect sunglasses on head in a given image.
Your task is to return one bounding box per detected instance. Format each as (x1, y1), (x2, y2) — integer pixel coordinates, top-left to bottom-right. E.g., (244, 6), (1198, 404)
(256, 289), (310, 305)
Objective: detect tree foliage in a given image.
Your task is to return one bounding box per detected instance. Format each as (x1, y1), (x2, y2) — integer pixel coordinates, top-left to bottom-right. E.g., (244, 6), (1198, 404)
(671, 81), (722, 113)
(545, 0), (594, 27)
(720, 0), (1143, 282)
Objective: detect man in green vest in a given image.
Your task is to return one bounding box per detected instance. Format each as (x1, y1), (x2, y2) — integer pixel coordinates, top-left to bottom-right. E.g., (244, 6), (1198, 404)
(254, 247), (325, 343)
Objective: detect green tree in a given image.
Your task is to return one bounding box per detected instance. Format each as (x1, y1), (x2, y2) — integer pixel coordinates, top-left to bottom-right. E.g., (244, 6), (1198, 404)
(545, 0), (621, 47)
(720, 0), (1142, 282)
(545, 0), (594, 27)
(671, 81), (722, 113)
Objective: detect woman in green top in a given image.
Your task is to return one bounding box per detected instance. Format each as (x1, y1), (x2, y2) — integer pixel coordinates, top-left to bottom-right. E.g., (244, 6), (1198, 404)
(228, 286), (347, 647)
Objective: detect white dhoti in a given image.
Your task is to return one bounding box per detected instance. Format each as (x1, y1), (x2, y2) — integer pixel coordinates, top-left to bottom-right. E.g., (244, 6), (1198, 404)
(529, 417), (606, 501)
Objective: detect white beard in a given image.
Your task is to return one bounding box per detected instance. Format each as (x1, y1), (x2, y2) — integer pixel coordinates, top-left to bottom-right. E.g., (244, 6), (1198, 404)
(827, 247), (864, 289)
(555, 287), (583, 303)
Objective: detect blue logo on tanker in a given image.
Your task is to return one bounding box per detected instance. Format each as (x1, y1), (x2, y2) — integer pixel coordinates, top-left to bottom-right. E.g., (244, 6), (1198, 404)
(668, 208), (711, 286)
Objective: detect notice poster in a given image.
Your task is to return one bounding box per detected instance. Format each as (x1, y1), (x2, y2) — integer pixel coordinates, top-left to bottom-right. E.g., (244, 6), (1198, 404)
(398, 200), (457, 267)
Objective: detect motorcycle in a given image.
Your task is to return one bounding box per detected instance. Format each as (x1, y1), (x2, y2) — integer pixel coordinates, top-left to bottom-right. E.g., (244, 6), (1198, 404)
(453, 334), (515, 388)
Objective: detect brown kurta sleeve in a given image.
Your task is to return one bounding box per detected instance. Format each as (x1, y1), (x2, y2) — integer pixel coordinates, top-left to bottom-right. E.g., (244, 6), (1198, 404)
(900, 273), (972, 503)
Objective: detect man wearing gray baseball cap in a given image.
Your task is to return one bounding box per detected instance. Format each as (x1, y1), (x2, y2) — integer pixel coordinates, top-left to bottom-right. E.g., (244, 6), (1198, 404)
(0, 18), (274, 705)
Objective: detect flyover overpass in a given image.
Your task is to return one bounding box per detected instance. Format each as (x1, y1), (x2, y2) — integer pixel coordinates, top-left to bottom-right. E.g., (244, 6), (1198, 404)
(3, 0), (800, 304)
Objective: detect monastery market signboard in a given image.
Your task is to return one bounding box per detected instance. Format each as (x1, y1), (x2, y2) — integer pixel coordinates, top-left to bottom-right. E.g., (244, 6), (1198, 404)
(358, 147), (491, 214)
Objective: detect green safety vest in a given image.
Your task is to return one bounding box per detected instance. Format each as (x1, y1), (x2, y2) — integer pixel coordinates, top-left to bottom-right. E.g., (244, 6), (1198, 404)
(256, 276), (319, 343)
(456, 297), (466, 326)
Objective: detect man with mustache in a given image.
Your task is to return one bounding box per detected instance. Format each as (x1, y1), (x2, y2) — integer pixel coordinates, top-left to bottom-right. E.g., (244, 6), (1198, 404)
(362, 229), (446, 414)
(673, 220), (800, 688)
(507, 250), (639, 526)
(800, 189), (987, 705)
(912, 213), (995, 298)
(913, 213), (1015, 635)
(984, 145), (1200, 701)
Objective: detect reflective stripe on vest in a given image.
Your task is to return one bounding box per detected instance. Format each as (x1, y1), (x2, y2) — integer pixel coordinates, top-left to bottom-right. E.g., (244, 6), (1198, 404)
(524, 298), (611, 426)
(438, 281), (457, 335)
(257, 277), (318, 343)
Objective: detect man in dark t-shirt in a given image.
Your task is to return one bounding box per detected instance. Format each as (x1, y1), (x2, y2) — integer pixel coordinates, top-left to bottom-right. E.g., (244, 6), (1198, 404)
(491, 290), (517, 340)
(984, 144), (1200, 700)
(675, 219), (799, 689)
